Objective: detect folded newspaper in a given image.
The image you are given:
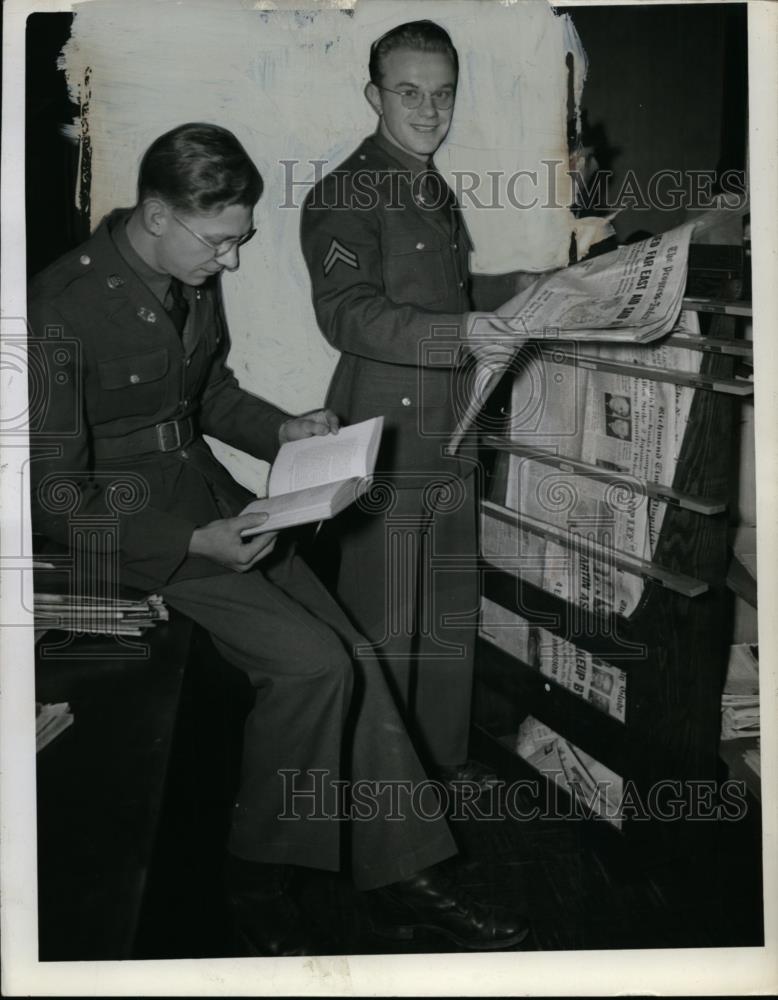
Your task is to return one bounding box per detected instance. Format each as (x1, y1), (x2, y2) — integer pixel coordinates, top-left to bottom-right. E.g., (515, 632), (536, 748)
(36, 702), (74, 752)
(514, 715), (624, 829)
(479, 597), (627, 722)
(450, 222), (696, 452)
(720, 643), (759, 741)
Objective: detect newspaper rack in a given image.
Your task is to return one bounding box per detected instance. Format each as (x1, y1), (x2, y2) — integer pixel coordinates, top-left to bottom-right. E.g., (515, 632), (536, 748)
(681, 296), (752, 317)
(472, 299), (747, 845)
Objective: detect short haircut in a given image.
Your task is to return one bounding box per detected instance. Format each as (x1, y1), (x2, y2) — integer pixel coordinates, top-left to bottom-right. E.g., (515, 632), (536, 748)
(138, 123), (263, 215)
(369, 20), (458, 85)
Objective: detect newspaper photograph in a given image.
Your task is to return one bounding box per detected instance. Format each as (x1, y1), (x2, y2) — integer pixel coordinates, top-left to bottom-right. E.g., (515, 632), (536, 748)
(4, 0), (773, 995)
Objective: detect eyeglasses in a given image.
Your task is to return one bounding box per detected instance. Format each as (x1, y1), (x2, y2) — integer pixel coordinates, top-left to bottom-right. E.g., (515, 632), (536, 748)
(376, 85), (455, 111)
(172, 213), (257, 257)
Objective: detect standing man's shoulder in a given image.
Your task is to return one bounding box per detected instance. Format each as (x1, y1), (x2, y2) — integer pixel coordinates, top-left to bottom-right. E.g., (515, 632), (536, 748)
(303, 136), (395, 213)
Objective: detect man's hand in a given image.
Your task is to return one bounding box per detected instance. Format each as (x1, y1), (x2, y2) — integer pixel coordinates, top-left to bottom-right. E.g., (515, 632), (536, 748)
(465, 311), (521, 340)
(464, 312), (528, 368)
(189, 513), (279, 573)
(279, 408), (340, 444)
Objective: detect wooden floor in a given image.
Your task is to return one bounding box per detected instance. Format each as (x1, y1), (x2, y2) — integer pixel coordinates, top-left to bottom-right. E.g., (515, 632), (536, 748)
(129, 626), (765, 958)
(136, 773), (764, 957)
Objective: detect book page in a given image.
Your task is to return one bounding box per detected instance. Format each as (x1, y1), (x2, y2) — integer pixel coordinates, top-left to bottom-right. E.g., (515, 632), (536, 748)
(241, 477), (366, 535)
(241, 480), (346, 533)
(268, 417), (383, 496)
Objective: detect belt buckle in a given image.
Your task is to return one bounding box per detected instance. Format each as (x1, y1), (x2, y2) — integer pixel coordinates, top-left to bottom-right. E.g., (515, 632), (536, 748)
(156, 419), (182, 452)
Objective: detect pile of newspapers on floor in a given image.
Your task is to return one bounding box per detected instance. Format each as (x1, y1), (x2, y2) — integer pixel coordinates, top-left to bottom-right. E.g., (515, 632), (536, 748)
(720, 643), (760, 777)
(34, 591), (168, 637)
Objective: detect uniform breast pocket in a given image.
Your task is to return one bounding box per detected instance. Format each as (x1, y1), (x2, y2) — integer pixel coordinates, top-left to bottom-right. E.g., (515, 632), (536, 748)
(96, 347), (170, 420)
(383, 230), (447, 308)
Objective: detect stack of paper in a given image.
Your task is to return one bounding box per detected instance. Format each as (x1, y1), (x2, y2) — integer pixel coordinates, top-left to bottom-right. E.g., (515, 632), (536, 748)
(720, 643), (759, 740)
(36, 702), (74, 752)
(34, 592), (168, 637)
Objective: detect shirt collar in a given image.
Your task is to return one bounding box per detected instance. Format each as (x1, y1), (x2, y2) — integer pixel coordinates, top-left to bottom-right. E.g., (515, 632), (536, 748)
(111, 214), (172, 305)
(371, 129), (435, 178)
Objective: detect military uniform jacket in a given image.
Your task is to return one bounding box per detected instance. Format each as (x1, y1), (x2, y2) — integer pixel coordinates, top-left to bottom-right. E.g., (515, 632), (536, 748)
(27, 211), (289, 591)
(300, 133), (473, 481)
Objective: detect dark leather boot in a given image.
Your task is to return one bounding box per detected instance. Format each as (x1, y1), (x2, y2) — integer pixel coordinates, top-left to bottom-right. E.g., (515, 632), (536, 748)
(225, 857), (312, 957)
(368, 864), (531, 951)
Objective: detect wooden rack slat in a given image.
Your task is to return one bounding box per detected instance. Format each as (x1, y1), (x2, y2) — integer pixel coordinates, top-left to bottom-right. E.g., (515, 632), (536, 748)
(482, 500), (709, 598)
(535, 345), (754, 396)
(484, 437), (727, 515)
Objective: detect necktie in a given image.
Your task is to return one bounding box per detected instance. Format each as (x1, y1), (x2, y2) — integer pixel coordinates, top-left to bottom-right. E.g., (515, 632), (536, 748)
(422, 164), (455, 214)
(166, 278), (189, 337)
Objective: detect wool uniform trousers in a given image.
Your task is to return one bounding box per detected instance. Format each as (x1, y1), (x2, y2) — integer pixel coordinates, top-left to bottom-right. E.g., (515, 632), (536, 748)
(161, 541), (457, 891)
(326, 472), (480, 770)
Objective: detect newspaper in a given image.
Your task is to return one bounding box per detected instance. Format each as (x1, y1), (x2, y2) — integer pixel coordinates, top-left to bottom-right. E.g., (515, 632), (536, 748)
(487, 310), (705, 615)
(720, 643), (760, 741)
(36, 702), (74, 752)
(514, 715), (624, 829)
(578, 312), (704, 546)
(499, 222), (695, 341)
(503, 451), (650, 617)
(479, 597), (627, 722)
(450, 223), (697, 453)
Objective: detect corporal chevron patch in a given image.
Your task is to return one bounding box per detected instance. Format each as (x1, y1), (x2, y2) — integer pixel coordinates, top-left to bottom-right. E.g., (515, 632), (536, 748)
(323, 238), (359, 276)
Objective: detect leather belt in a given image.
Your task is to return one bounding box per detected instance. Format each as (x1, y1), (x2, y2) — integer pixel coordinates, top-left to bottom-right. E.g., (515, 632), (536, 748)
(92, 415), (196, 459)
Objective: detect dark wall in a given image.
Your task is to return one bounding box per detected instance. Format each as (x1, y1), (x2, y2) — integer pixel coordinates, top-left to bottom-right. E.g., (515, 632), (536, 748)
(562, 3), (748, 241)
(26, 12), (86, 279)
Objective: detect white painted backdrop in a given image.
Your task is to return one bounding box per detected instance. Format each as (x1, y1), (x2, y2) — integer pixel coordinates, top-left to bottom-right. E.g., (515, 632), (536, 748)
(62, 0), (584, 491)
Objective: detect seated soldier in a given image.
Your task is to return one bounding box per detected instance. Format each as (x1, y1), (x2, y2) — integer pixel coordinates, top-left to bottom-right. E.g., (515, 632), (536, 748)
(27, 122), (530, 956)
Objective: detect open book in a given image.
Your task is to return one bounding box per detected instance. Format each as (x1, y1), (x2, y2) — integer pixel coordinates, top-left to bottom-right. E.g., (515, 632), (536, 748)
(239, 416), (383, 537)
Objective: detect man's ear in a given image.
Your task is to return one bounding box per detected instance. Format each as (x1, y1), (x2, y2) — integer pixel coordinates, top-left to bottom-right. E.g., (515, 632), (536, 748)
(140, 198), (170, 238)
(365, 81), (383, 117)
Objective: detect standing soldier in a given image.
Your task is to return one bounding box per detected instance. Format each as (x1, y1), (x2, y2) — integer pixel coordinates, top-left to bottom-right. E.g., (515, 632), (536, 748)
(301, 20), (518, 787)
